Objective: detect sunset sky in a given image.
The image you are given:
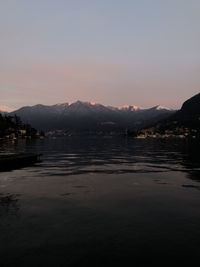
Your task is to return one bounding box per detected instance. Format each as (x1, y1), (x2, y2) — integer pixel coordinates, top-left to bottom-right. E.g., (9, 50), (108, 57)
(0, 0), (200, 110)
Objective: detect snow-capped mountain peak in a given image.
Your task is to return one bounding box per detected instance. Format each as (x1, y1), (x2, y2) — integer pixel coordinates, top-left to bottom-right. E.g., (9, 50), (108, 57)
(154, 105), (172, 111)
(52, 103), (69, 112)
(54, 103), (69, 108)
(119, 105), (141, 111)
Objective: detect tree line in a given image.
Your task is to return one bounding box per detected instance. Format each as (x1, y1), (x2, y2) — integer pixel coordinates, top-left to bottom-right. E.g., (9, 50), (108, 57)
(0, 114), (39, 138)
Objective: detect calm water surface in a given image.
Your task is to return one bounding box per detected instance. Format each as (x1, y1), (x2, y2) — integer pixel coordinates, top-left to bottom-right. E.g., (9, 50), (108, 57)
(0, 137), (200, 266)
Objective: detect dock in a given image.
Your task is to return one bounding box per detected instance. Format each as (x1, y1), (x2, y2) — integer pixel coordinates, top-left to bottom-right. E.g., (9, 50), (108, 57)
(0, 153), (42, 171)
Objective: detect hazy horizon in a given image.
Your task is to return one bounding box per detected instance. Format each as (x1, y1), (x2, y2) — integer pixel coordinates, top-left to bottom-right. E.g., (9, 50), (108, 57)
(0, 95), (195, 112)
(0, 96), (193, 112)
(0, 91), (199, 112)
(1, 1), (200, 110)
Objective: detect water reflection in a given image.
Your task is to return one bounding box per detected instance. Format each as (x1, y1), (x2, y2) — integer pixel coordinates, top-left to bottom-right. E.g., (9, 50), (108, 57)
(0, 193), (20, 222)
(0, 137), (200, 266)
(29, 138), (200, 178)
(1, 137), (200, 180)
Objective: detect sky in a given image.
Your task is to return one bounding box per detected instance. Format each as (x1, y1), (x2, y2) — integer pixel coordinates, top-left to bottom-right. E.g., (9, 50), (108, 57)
(0, 0), (200, 110)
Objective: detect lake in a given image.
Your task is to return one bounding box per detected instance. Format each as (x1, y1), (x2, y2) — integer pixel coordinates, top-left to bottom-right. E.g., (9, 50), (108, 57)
(0, 137), (200, 266)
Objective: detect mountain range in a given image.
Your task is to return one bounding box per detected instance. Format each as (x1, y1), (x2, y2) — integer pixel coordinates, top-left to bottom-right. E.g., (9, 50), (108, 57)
(9, 101), (174, 133)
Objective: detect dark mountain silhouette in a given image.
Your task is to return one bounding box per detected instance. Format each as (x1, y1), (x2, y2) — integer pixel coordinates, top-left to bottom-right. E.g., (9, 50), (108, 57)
(140, 93), (200, 137)
(10, 101), (174, 133)
(173, 93), (200, 128)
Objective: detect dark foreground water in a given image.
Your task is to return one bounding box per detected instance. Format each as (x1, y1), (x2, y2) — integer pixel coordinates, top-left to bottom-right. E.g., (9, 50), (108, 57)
(0, 137), (200, 266)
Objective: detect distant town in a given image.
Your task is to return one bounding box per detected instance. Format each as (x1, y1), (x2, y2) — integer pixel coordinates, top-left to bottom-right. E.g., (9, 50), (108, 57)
(0, 114), (44, 140)
(135, 126), (199, 139)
